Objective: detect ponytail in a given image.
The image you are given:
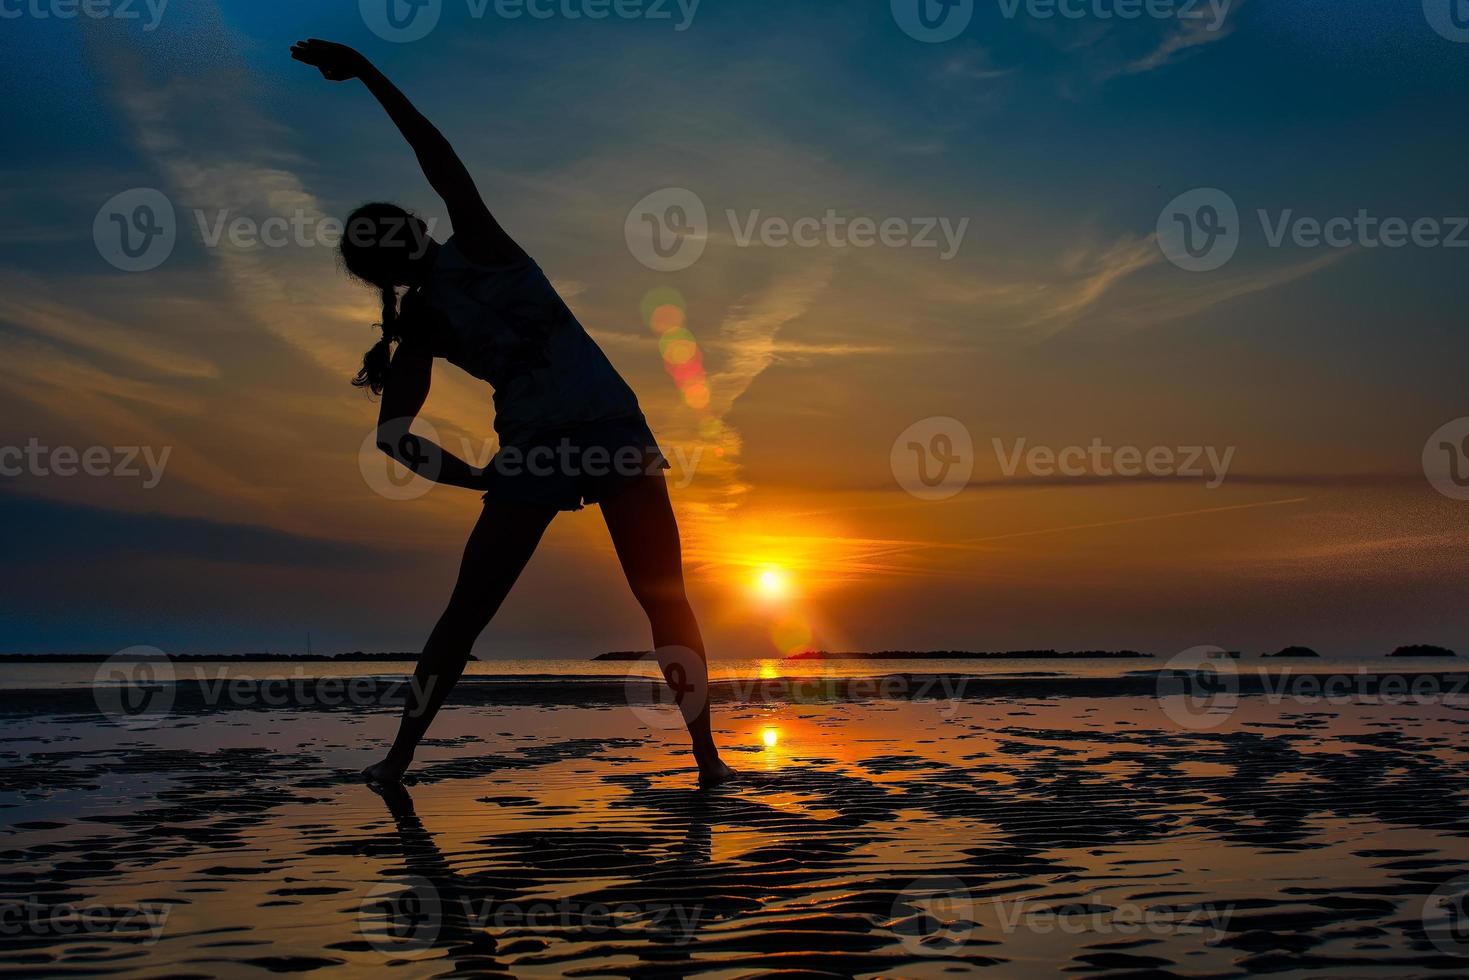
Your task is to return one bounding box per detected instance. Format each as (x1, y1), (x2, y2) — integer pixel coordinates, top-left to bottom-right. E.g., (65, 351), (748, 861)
(338, 201), (433, 394)
(352, 284), (401, 396)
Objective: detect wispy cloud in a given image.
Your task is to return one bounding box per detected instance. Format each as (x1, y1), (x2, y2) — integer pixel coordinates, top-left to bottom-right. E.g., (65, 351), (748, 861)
(1113, 248), (1351, 330)
(957, 496), (1309, 545)
(706, 260), (840, 419)
(1115, 14), (1238, 78)
(1020, 234), (1162, 338)
(669, 259), (838, 531)
(1246, 532), (1465, 573)
(0, 272), (218, 380)
(941, 49), (1015, 82)
(890, 232), (1348, 345)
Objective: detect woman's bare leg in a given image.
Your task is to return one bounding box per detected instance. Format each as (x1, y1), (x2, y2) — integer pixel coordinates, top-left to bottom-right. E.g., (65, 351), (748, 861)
(599, 472), (732, 786)
(363, 497), (558, 783)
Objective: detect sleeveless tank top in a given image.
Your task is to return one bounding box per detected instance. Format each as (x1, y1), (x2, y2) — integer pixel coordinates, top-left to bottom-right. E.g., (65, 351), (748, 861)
(421, 238), (643, 447)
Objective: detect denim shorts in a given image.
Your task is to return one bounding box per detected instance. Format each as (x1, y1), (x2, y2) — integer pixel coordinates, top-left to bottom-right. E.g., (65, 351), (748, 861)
(481, 415), (669, 512)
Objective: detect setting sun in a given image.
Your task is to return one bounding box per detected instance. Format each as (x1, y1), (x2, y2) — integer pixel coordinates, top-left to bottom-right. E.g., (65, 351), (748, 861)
(755, 567), (791, 601)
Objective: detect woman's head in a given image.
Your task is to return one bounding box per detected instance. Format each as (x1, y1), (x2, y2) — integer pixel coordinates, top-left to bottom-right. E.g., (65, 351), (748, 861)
(339, 202), (436, 395)
(339, 202), (435, 289)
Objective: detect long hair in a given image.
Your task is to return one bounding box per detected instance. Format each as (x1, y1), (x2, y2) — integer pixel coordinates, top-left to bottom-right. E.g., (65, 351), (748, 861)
(353, 283), (401, 396)
(338, 202), (430, 396)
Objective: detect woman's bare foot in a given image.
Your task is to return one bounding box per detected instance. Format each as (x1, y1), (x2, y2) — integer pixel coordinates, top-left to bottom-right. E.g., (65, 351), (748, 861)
(698, 759), (737, 790)
(362, 753), (411, 785)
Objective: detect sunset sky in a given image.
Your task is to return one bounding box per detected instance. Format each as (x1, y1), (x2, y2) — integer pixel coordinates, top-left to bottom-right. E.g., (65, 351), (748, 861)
(2, 0), (1466, 657)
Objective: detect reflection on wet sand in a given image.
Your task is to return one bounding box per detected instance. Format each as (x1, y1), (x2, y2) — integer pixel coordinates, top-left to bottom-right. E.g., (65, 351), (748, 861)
(2, 692), (1469, 976)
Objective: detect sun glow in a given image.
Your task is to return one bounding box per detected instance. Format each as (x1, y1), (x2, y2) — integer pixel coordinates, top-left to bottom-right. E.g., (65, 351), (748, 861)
(755, 567), (791, 601)
(682, 519), (864, 656)
(761, 727), (779, 748)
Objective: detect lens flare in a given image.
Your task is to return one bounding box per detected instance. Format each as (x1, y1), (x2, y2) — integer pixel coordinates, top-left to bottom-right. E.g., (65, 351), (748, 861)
(648, 304), (685, 335)
(681, 382), (711, 410)
(640, 286), (685, 325)
(659, 330), (698, 364)
(771, 613), (813, 654)
(641, 288), (713, 417)
(666, 353), (705, 386)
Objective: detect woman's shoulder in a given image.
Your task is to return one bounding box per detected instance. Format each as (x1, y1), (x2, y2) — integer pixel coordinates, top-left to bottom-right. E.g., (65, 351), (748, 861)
(430, 238), (564, 317)
(437, 235), (536, 275)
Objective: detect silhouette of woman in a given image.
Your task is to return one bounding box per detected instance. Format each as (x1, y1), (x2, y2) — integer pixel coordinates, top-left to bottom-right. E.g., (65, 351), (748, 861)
(291, 39), (732, 788)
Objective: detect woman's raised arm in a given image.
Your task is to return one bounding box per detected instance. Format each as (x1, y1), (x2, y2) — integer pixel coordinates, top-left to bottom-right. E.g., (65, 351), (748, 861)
(291, 39), (525, 265)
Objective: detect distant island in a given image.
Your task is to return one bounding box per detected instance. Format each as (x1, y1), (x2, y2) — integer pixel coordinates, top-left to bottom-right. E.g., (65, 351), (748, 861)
(0, 652), (451, 663)
(788, 649), (1153, 661)
(594, 649), (1152, 662)
(1264, 646), (1321, 658)
(1388, 645), (1457, 658)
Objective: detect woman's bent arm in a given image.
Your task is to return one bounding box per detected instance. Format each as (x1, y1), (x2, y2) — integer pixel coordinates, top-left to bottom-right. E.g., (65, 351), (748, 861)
(376, 344), (488, 492)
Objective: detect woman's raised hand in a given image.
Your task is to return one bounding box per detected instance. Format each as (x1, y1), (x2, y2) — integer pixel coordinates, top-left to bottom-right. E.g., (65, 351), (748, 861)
(290, 39), (371, 82)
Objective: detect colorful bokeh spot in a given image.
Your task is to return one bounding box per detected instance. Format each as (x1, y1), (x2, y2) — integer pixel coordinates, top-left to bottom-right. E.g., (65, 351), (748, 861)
(641, 287), (712, 413)
(698, 417), (727, 456)
(658, 329), (699, 366)
(770, 612), (814, 656)
(681, 382), (711, 410)
(640, 286), (686, 327)
(648, 304), (685, 335)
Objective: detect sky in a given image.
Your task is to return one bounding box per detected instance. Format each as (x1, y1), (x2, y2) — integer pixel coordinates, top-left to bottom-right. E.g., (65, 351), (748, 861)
(1, 0), (1466, 658)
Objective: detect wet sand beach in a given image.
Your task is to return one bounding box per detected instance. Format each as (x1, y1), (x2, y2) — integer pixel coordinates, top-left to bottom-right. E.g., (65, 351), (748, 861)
(3, 666), (1469, 977)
